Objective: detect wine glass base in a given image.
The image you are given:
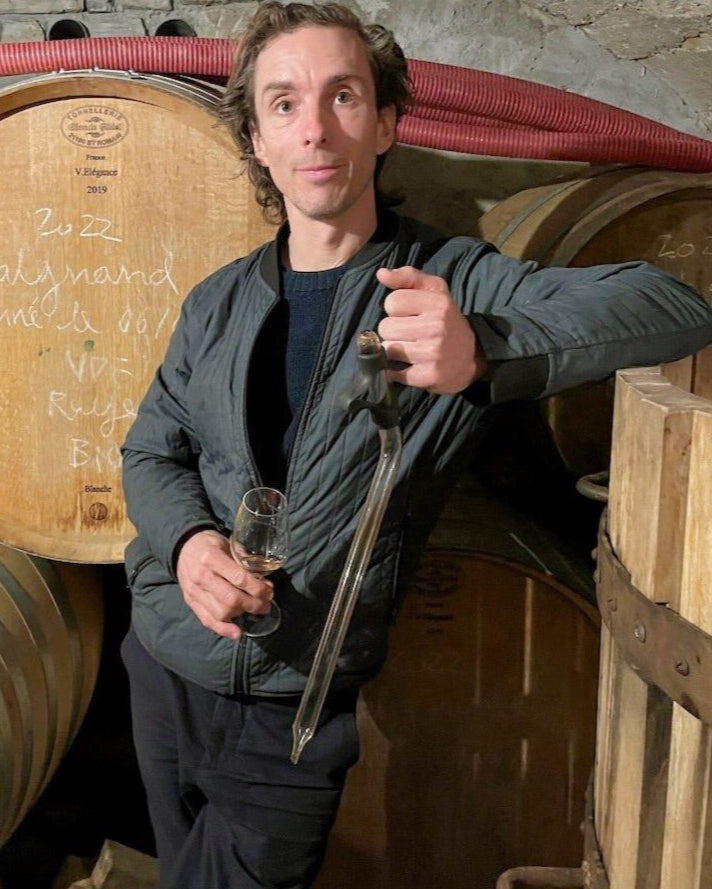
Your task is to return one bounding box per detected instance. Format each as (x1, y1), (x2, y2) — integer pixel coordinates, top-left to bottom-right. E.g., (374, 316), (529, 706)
(234, 602), (281, 638)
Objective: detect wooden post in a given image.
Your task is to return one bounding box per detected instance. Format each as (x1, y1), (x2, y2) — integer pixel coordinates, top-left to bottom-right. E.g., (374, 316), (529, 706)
(597, 364), (712, 889)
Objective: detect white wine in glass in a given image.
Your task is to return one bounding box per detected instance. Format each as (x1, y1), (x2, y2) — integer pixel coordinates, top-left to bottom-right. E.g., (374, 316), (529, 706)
(230, 487), (289, 637)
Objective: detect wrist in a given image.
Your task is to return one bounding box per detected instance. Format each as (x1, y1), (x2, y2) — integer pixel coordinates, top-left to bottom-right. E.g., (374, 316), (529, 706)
(465, 318), (489, 388)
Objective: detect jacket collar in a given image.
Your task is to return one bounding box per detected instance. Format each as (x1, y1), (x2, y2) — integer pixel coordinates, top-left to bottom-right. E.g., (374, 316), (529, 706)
(258, 211), (402, 294)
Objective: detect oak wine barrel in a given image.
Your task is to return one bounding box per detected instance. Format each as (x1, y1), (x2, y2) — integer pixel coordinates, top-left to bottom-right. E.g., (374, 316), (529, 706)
(475, 168), (712, 476)
(0, 544), (103, 847)
(316, 549), (600, 889)
(0, 72), (275, 562)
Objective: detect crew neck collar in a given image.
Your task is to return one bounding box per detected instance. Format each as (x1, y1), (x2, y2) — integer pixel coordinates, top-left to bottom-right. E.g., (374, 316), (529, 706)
(260, 211), (401, 293)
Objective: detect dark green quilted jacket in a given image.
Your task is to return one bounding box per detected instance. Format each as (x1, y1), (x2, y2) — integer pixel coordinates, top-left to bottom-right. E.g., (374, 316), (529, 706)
(121, 214), (712, 695)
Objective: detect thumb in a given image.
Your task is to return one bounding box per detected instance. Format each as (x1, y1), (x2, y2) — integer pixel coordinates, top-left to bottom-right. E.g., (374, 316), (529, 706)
(376, 265), (447, 293)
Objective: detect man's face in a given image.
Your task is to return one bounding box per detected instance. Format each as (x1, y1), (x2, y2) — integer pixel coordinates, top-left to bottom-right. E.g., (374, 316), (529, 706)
(250, 25), (396, 229)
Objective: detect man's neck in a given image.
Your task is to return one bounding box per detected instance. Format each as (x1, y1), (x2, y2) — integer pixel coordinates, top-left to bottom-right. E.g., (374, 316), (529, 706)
(283, 208), (378, 272)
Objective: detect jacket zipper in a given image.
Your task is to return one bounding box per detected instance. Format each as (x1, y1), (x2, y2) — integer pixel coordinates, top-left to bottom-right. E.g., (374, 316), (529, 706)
(283, 230), (402, 498)
(230, 285), (278, 695)
(231, 260), (376, 691)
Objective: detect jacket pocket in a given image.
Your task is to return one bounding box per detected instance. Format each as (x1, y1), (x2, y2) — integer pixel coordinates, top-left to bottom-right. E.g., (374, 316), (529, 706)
(124, 535), (155, 586)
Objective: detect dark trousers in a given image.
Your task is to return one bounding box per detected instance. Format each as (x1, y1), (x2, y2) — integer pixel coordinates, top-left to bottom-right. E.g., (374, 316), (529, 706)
(121, 627), (360, 889)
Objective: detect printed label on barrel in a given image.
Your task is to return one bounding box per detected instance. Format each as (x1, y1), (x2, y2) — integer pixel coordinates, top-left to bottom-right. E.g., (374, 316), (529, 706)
(410, 557), (461, 634)
(87, 502), (109, 522)
(61, 107), (129, 149)
(411, 558), (461, 598)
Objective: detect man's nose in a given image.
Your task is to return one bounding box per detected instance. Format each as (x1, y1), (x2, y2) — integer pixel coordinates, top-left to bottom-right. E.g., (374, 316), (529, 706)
(301, 101), (328, 146)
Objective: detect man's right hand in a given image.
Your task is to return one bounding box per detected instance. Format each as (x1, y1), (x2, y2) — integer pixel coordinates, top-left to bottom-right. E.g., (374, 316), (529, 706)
(176, 529), (274, 640)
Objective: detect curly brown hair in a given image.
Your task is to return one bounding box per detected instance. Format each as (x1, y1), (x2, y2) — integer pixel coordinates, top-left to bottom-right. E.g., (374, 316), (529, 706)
(217, 1), (412, 223)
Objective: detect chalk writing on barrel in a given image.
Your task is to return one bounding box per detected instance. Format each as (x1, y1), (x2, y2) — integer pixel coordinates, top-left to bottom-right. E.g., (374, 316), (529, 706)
(0, 208), (190, 477)
(0, 303), (42, 328)
(65, 350), (134, 384)
(0, 248), (179, 301)
(35, 207), (123, 243)
(48, 390), (138, 439)
(70, 438), (123, 471)
(117, 303), (177, 339)
(656, 233), (712, 259)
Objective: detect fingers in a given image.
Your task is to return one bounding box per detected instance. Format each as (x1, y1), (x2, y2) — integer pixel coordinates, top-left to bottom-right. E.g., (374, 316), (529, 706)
(181, 541), (273, 606)
(380, 338), (437, 366)
(193, 567), (273, 613)
(184, 576), (273, 639)
(386, 363), (444, 391)
(378, 313), (447, 343)
(176, 529), (275, 639)
(383, 289), (445, 317)
(223, 554), (274, 598)
(376, 264), (481, 395)
(187, 599), (244, 641)
(377, 267), (451, 318)
(376, 265), (450, 296)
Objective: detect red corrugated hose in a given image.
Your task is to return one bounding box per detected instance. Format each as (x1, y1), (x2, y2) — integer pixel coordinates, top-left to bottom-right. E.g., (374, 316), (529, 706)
(0, 36), (710, 172)
(0, 36), (233, 77)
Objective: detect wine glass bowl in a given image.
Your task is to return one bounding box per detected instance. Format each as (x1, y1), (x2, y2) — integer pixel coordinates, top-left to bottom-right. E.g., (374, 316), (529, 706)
(230, 487), (289, 637)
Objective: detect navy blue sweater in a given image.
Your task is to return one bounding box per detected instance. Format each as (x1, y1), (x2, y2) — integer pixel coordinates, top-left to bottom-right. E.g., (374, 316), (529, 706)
(248, 264), (346, 489)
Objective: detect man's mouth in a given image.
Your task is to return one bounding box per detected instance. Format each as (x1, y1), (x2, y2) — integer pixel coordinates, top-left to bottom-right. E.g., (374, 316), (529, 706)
(298, 164), (343, 181)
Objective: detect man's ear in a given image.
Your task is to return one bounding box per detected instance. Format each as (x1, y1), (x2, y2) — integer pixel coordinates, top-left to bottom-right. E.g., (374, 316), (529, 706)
(250, 123), (267, 167)
(376, 104), (397, 156)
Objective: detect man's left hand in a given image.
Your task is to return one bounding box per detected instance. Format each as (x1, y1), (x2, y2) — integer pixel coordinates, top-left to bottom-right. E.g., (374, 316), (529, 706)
(376, 266), (488, 394)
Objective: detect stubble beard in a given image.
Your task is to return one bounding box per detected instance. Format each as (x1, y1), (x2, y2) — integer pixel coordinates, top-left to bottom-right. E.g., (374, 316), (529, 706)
(287, 169), (376, 224)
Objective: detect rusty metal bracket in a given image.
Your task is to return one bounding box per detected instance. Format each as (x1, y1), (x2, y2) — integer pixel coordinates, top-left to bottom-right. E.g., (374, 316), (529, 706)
(597, 529), (712, 725)
(576, 470), (609, 504)
(495, 866), (584, 889)
(582, 775), (609, 889)
(493, 776), (609, 889)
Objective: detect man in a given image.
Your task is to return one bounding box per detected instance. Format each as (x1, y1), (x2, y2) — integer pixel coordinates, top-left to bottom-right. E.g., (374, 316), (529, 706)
(120, 3), (712, 887)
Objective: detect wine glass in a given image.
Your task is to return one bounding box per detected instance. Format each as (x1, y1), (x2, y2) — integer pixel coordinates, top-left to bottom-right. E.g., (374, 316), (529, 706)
(229, 487), (289, 637)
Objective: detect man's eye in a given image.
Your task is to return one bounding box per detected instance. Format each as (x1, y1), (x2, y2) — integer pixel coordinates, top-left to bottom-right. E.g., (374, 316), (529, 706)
(335, 91), (352, 104)
(276, 100), (292, 113)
